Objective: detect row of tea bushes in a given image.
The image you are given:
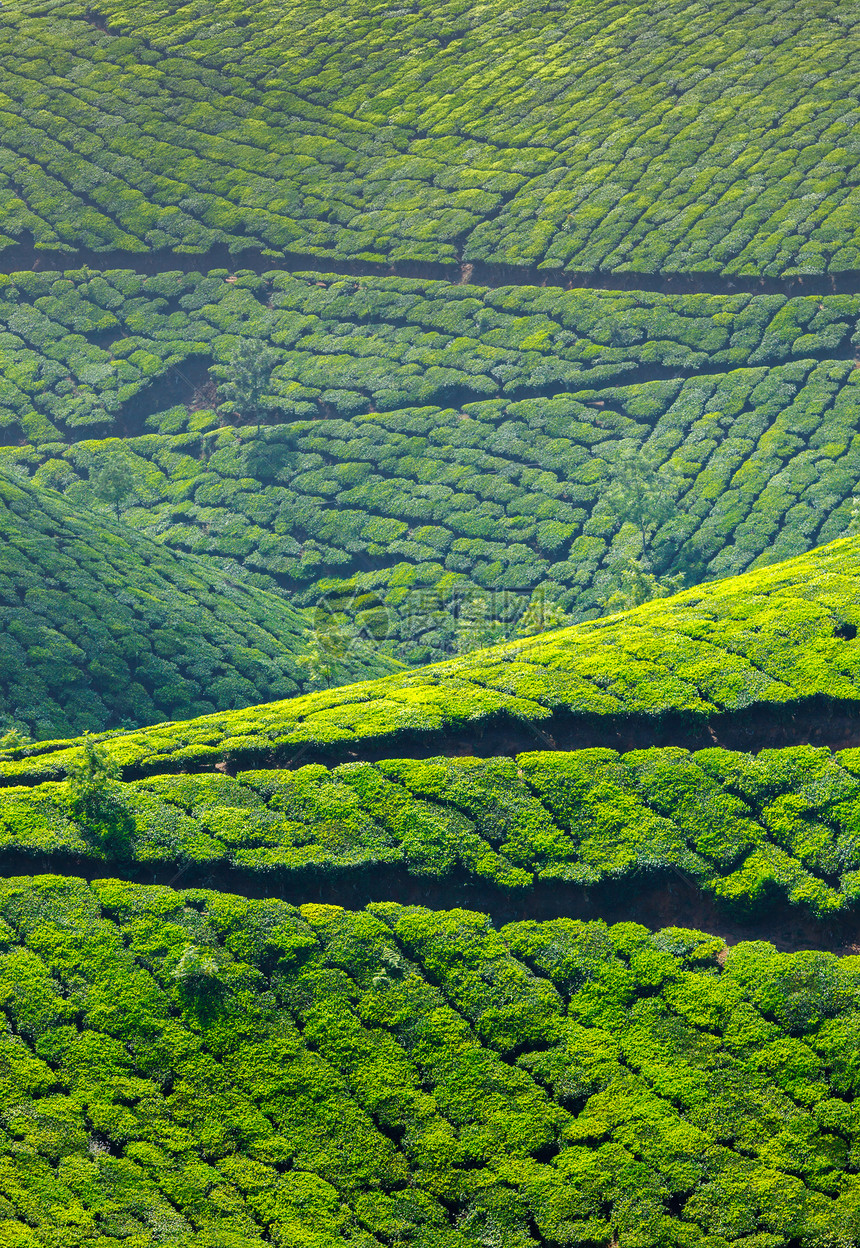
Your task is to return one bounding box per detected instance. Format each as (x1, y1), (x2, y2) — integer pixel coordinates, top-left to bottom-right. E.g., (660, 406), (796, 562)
(5, 744), (860, 916)
(0, 268), (858, 444)
(5, 0), (860, 274)
(0, 877), (859, 1244)
(2, 534), (859, 784)
(0, 467), (394, 740)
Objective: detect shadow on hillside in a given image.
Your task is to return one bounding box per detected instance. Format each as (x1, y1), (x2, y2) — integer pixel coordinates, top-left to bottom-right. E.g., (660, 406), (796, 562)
(1, 851), (857, 956)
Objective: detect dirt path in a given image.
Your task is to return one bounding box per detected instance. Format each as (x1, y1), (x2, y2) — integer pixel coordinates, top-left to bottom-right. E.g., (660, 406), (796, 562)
(106, 694), (860, 784)
(1, 850), (855, 954)
(1, 237), (856, 299)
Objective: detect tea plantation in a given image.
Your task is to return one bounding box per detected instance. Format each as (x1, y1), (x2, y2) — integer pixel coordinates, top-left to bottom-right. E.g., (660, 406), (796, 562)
(2, 0), (860, 275)
(0, 465), (394, 741)
(1, 876), (860, 1247)
(2, 267), (860, 665)
(5, 0), (860, 1241)
(0, 533), (856, 785)
(6, 742), (860, 918)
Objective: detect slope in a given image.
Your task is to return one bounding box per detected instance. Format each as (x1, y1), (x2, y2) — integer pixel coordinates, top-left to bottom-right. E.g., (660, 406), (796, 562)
(1, 532), (859, 783)
(2, 0), (859, 275)
(0, 877), (859, 1246)
(0, 467), (394, 740)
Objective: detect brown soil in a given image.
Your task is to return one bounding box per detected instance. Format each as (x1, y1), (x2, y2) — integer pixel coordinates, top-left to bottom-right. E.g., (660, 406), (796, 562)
(176, 694), (860, 783)
(2, 851), (857, 954)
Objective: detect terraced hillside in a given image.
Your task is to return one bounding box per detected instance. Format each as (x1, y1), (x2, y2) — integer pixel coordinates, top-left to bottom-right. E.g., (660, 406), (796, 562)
(0, 466), (395, 740)
(1, 266), (860, 667)
(6, 741), (860, 922)
(6, 0), (860, 1243)
(0, 538), (859, 925)
(3, 0), (860, 276)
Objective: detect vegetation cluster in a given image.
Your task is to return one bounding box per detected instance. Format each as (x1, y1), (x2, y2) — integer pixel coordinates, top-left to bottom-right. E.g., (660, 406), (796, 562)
(2, 0), (859, 275)
(0, 533), (857, 783)
(0, 467), (393, 740)
(1, 878), (860, 1246)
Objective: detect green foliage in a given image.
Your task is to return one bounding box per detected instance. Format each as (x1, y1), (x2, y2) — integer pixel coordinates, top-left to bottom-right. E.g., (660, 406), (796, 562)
(66, 733), (132, 856)
(216, 337), (279, 423)
(0, 879), (857, 1245)
(3, 532), (860, 784)
(0, 466), (396, 739)
(66, 733), (120, 804)
(604, 447), (677, 566)
(2, 0), (860, 275)
(89, 453), (135, 518)
(7, 741), (860, 915)
(600, 559), (686, 614)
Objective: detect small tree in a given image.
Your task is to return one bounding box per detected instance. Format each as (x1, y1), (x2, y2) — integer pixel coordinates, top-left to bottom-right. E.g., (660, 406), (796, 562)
(599, 558), (685, 615)
(91, 457), (135, 519)
(604, 448), (676, 567)
(67, 734), (132, 855)
(216, 339), (278, 425)
(516, 588), (572, 637)
(455, 596), (508, 654)
(0, 727), (31, 753)
(173, 945), (226, 1021)
(296, 640), (335, 691)
(847, 496), (860, 535)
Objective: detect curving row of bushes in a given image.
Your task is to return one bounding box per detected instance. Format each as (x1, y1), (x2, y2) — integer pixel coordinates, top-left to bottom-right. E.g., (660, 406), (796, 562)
(6, 743), (860, 917)
(3, 0), (860, 274)
(0, 268), (858, 445)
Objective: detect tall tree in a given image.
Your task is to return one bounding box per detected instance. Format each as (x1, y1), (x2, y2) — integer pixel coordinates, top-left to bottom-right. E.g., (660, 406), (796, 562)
(604, 447), (676, 566)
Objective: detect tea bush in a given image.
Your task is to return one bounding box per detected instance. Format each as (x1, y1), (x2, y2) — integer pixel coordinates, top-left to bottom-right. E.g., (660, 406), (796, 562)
(6, 742), (860, 916)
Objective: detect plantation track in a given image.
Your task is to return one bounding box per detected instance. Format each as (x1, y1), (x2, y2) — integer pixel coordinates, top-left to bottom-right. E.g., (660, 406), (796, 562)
(3, 239), (860, 299)
(98, 694), (860, 784)
(83, 351), (860, 448)
(5, 697), (860, 783)
(1, 853), (856, 955)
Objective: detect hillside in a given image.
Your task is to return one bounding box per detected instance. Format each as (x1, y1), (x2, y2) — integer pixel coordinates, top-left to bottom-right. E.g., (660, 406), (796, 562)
(0, 266), (858, 664)
(1, 533), (858, 783)
(0, 466), (394, 740)
(4, 0), (860, 1242)
(2, 0), (859, 275)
